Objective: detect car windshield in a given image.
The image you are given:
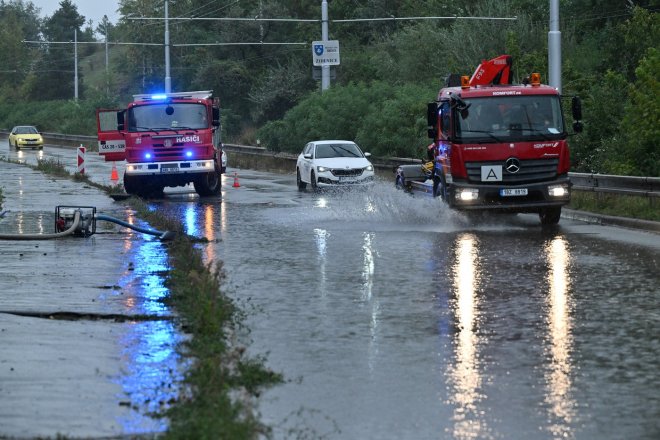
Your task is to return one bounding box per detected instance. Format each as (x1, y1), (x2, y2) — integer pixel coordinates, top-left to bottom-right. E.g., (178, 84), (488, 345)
(15, 126), (38, 134)
(456, 95), (565, 142)
(315, 143), (363, 159)
(128, 103), (208, 132)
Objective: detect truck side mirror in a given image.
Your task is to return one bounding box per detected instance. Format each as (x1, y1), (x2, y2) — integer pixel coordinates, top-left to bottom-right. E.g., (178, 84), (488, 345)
(573, 121), (584, 133)
(571, 96), (582, 121)
(427, 102), (438, 127)
(117, 111), (125, 131)
(212, 107), (220, 128)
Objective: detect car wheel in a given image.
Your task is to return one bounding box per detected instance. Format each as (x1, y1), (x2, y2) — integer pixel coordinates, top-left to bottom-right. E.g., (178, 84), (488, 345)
(13, 140), (19, 150)
(310, 171), (318, 190)
(297, 168), (307, 190)
(539, 207), (562, 225)
(395, 175), (405, 190)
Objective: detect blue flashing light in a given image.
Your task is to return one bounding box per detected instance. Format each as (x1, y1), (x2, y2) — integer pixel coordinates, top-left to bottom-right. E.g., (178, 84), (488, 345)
(145, 152), (152, 160)
(151, 94), (168, 100)
(185, 151), (193, 158)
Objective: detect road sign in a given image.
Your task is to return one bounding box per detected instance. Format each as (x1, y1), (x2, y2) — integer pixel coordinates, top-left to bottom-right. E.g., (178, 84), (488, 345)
(312, 40), (340, 66)
(312, 66), (336, 80)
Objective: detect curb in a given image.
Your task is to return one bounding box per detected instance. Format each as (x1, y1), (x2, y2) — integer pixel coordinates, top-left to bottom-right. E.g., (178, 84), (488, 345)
(563, 209), (660, 233)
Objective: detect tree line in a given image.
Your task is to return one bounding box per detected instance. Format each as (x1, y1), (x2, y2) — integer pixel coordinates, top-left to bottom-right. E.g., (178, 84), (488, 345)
(0, 0), (657, 176)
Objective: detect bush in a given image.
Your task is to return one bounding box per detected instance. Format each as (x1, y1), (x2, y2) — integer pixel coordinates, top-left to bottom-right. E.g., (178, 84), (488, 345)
(257, 81), (436, 158)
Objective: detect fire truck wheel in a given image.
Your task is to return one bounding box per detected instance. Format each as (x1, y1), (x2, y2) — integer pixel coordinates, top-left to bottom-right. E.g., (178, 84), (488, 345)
(194, 170), (221, 196)
(539, 207), (561, 225)
(123, 174), (139, 195)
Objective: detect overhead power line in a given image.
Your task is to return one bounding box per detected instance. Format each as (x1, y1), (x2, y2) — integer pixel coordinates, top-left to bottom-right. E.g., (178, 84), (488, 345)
(23, 40), (307, 47)
(128, 15), (517, 23)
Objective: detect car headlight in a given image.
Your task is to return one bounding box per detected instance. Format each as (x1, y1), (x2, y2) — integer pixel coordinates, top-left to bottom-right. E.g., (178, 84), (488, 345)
(365, 164), (374, 171)
(317, 166), (328, 173)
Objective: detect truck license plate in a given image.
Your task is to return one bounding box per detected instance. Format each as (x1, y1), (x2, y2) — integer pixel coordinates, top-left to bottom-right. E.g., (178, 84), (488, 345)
(160, 164), (179, 173)
(500, 188), (528, 196)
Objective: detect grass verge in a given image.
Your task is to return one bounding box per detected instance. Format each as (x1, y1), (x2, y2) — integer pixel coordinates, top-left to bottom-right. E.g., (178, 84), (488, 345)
(2, 156), (283, 438)
(569, 191), (659, 222)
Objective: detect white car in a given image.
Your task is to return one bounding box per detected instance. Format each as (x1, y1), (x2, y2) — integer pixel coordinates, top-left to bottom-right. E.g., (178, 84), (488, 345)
(296, 140), (375, 190)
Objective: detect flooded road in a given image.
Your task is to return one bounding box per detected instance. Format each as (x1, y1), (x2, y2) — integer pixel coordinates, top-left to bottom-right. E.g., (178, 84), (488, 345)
(0, 148), (181, 437)
(4, 143), (658, 439)
(155, 169), (659, 440)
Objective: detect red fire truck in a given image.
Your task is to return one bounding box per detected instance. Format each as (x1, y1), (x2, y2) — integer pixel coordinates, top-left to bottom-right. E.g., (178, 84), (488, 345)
(395, 55), (583, 225)
(97, 90), (225, 198)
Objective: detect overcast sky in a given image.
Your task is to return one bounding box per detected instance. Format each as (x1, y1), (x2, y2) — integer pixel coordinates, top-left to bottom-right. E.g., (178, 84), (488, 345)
(33, 0), (121, 25)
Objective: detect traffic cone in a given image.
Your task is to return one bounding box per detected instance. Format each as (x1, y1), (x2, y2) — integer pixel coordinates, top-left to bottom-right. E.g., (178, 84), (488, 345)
(232, 171), (240, 188)
(110, 162), (119, 182)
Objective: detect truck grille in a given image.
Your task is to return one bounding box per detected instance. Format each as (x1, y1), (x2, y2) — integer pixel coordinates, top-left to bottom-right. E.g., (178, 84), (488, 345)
(466, 158), (559, 184)
(330, 168), (364, 177)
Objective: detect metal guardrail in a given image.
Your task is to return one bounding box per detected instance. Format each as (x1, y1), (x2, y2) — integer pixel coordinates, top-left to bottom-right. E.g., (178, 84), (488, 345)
(569, 172), (660, 199)
(5, 132), (657, 200)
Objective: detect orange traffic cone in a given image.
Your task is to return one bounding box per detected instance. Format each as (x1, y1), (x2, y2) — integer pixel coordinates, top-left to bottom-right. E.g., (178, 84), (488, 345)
(110, 162), (119, 182)
(232, 171), (240, 188)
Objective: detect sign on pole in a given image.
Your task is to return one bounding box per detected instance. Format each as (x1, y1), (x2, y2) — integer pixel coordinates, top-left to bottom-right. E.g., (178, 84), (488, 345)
(312, 40), (340, 66)
(77, 145), (86, 174)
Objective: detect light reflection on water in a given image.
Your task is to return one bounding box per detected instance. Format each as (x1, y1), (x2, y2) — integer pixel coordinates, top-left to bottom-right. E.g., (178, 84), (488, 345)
(544, 235), (576, 439)
(446, 233), (491, 440)
(114, 213), (183, 434)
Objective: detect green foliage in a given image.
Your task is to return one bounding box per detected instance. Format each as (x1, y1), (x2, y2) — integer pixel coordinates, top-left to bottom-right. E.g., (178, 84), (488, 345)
(0, 1), (657, 176)
(258, 81), (435, 158)
(0, 92), (119, 135)
(611, 48), (660, 176)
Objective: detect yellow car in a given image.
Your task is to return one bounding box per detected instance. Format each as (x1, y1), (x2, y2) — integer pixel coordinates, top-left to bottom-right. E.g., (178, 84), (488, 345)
(8, 125), (44, 150)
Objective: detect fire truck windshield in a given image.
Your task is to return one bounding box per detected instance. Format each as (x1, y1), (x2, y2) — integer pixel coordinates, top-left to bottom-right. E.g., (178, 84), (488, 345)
(456, 95), (565, 142)
(128, 103), (208, 132)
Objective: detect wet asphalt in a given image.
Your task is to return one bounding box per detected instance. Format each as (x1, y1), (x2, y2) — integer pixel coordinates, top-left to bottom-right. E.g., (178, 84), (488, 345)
(0, 159), (180, 438)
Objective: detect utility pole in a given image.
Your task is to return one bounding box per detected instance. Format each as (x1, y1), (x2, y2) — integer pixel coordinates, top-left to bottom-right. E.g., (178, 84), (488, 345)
(74, 29), (78, 100)
(104, 21), (110, 95)
(548, 0), (561, 92)
(321, 0), (330, 91)
(164, 0), (172, 93)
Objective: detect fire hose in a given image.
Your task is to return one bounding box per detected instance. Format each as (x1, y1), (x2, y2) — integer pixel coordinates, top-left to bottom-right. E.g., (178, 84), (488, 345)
(0, 207), (175, 241)
(95, 214), (175, 241)
(0, 210), (82, 240)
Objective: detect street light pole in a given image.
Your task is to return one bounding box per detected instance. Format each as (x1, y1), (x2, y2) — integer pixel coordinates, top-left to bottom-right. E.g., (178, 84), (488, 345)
(321, 0), (330, 91)
(164, 0), (172, 93)
(74, 29), (78, 100)
(548, 0), (561, 92)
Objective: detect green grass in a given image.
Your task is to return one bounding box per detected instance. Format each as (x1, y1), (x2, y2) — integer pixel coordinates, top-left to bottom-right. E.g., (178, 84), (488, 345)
(1, 156), (283, 438)
(569, 191), (660, 222)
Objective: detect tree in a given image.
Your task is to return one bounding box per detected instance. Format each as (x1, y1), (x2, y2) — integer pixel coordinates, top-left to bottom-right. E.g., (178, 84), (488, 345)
(26, 0), (87, 100)
(0, 1), (42, 100)
(610, 48), (660, 176)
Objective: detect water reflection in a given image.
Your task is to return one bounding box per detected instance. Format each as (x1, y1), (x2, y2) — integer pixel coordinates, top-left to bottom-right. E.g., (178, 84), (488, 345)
(543, 236), (576, 439)
(181, 202), (218, 263)
(361, 232), (380, 373)
(113, 214), (181, 433)
(446, 233), (489, 439)
(362, 233), (375, 301)
(314, 228), (328, 292)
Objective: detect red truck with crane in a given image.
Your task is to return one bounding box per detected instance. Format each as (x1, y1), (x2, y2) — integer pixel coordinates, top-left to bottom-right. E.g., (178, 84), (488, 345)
(396, 55), (583, 225)
(96, 90), (225, 198)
